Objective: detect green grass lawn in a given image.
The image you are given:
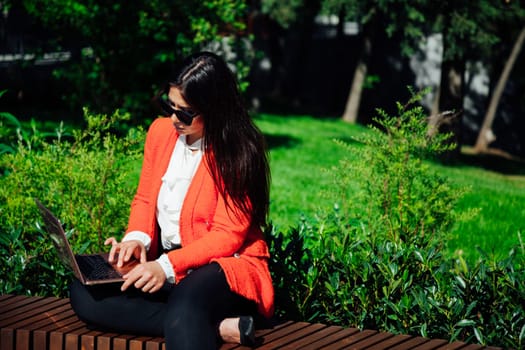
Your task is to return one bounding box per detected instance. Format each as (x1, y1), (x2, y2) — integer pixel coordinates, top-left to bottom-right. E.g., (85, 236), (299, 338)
(255, 113), (525, 262)
(255, 114), (365, 227)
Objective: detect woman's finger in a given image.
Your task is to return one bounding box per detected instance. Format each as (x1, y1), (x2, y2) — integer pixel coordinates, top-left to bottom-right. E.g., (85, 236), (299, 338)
(117, 246), (129, 267)
(148, 280), (163, 293)
(123, 247), (136, 266)
(104, 237), (117, 246)
(121, 266), (141, 291)
(139, 247), (147, 264)
(106, 238), (119, 263)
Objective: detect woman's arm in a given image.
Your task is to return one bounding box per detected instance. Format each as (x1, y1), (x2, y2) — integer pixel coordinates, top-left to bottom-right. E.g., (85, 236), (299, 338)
(125, 120), (160, 236)
(127, 118), (178, 235)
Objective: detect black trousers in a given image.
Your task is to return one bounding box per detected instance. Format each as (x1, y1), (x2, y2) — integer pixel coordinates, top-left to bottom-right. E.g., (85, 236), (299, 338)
(69, 262), (256, 350)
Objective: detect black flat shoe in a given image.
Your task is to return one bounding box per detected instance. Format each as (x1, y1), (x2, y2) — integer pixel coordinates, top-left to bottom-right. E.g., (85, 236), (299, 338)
(239, 316), (256, 347)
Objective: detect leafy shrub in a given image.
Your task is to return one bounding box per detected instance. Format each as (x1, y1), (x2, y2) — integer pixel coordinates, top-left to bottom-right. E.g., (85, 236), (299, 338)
(0, 226), (72, 296)
(268, 90), (525, 349)
(0, 109), (144, 296)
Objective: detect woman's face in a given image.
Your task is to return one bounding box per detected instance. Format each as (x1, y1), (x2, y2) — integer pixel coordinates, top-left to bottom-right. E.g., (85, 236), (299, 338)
(167, 86), (204, 144)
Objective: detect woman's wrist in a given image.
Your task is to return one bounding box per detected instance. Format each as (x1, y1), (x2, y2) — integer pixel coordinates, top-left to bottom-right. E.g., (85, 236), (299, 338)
(156, 254), (176, 283)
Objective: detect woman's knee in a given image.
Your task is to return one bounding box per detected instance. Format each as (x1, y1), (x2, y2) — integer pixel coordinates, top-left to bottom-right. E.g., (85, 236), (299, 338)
(69, 279), (121, 325)
(69, 279), (97, 324)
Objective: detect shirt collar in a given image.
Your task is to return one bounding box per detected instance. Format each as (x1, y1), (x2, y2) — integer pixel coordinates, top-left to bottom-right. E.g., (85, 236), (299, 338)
(180, 135), (203, 152)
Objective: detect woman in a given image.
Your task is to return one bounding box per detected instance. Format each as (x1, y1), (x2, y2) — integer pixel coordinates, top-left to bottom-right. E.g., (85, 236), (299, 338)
(70, 52), (274, 349)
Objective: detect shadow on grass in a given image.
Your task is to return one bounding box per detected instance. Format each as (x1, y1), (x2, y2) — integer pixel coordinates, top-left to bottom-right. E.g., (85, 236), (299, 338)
(458, 150), (525, 176)
(264, 133), (364, 152)
(264, 133), (301, 150)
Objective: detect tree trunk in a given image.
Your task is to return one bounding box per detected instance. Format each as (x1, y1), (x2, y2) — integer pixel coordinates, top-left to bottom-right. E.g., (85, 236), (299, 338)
(433, 28), (466, 162)
(473, 25), (525, 153)
(341, 20), (375, 124)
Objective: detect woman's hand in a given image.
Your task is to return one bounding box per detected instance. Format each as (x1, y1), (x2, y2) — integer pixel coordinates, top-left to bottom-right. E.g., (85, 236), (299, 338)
(121, 261), (166, 293)
(105, 237), (147, 267)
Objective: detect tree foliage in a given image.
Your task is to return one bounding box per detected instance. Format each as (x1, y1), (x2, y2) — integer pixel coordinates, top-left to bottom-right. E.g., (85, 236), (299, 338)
(320, 0), (429, 56)
(260, 0), (305, 29)
(18, 0), (251, 119)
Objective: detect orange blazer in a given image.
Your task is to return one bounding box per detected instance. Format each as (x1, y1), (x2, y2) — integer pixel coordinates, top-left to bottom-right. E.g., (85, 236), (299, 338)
(125, 117), (274, 318)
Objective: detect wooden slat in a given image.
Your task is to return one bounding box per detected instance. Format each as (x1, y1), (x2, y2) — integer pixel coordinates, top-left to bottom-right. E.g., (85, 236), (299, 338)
(144, 337), (165, 350)
(256, 320), (295, 338)
(436, 340), (480, 349)
(113, 334), (138, 350)
(276, 324), (345, 350)
(15, 329), (29, 350)
(461, 345), (488, 350)
(252, 321), (312, 348)
(65, 327), (88, 350)
(256, 323), (327, 349)
(300, 327), (361, 350)
(389, 336), (433, 350)
(318, 329), (379, 350)
(339, 331), (396, 350)
(79, 330), (106, 350)
(1, 327), (14, 350)
(95, 332), (122, 350)
(0, 294), (15, 301)
(129, 335), (160, 350)
(411, 338), (450, 349)
(365, 333), (414, 350)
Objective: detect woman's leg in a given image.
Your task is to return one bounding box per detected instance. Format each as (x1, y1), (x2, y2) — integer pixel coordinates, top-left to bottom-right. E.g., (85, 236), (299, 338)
(163, 262), (256, 350)
(69, 279), (168, 336)
(70, 263), (256, 350)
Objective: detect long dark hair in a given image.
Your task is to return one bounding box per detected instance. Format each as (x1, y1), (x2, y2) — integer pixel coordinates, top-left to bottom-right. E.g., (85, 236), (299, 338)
(168, 52), (270, 227)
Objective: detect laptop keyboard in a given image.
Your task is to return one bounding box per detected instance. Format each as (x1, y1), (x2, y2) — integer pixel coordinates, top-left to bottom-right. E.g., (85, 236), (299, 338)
(76, 254), (122, 280)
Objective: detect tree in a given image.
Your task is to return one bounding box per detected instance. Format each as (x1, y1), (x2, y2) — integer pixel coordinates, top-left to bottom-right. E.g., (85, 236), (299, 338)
(17, 0), (251, 120)
(427, 2), (493, 159)
(318, 0), (429, 123)
(340, 9), (374, 124)
(429, 0), (525, 160)
(474, 26), (525, 154)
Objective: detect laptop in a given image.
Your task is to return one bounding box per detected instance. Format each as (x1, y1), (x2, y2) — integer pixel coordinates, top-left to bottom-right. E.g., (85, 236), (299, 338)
(35, 198), (138, 285)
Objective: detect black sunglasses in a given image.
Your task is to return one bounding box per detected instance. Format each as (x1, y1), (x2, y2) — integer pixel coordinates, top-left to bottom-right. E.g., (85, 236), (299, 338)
(157, 96), (198, 126)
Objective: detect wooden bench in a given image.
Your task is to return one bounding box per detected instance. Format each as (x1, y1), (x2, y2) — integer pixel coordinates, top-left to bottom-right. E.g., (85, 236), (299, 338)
(0, 294), (502, 350)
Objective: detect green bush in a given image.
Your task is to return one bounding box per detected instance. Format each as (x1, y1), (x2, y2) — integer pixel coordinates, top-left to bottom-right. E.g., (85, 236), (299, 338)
(268, 90), (525, 349)
(0, 109), (144, 296)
